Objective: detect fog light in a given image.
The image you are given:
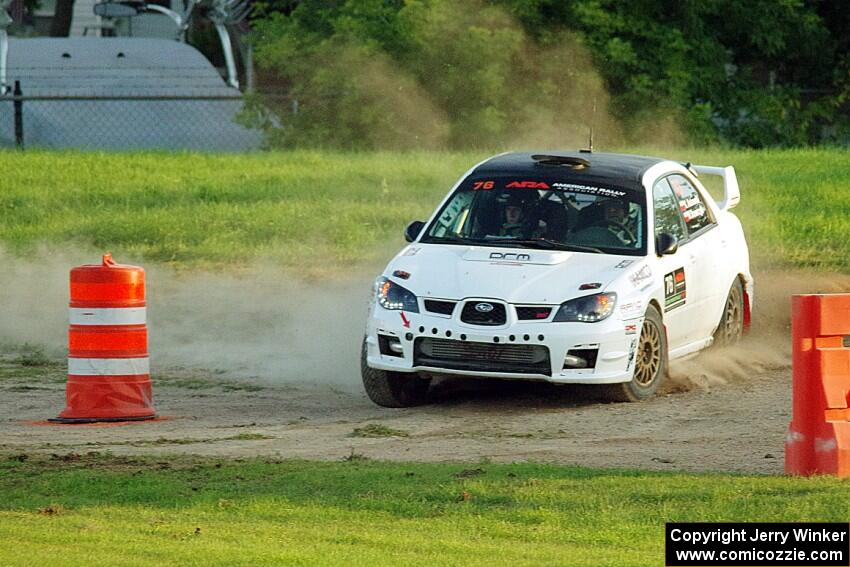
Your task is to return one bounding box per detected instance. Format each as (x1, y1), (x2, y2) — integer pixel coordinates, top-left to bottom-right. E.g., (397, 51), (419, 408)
(564, 348), (599, 369)
(378, 334), (404, 358)
(563, 354), (588, 369)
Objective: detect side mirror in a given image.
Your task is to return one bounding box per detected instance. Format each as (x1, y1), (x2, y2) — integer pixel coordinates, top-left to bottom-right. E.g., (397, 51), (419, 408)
(655, 233), (678, 256)
(404, 220), (425, 243)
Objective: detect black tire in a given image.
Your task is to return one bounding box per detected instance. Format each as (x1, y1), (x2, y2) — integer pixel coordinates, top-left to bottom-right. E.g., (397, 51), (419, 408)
(713, 278), (744, 347)
(361, 338), (430, 407)
(603, 304), (667, 402)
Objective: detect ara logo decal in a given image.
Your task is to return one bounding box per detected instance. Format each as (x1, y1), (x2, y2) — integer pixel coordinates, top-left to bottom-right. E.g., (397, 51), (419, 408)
(506, 181), (550, 189)
(663, 268), (686, 312)
(489, 252), (531, 262)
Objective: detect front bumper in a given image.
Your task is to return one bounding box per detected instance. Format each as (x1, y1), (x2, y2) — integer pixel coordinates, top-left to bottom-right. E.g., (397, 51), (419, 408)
(365, 304), (640, 385)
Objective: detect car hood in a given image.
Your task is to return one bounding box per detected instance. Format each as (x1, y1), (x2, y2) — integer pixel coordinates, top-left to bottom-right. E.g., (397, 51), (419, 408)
(387, 243), (640, 304)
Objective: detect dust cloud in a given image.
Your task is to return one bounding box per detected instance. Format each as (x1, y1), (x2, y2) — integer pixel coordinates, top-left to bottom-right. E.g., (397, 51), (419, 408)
(3, 247), (850, 394)
(147, 264), (372, 389)
(270, 0), (655, 151)
(668, 270), (850, 391)
(0, 248), (373, 390)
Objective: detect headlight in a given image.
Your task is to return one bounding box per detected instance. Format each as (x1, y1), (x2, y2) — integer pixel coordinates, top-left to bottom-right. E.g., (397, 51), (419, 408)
(553, 293), (616, 323)
(374, 277), (419, 312)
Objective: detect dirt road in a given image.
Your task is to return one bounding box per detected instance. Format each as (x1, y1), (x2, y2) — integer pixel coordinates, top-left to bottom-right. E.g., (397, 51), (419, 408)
(0, 349), (788, 474)
(1, 268), (846, 475)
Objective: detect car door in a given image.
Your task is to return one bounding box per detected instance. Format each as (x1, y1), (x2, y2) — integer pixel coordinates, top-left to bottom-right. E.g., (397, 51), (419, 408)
(651, 177), (699, 349)
(665, 174), (724, 341)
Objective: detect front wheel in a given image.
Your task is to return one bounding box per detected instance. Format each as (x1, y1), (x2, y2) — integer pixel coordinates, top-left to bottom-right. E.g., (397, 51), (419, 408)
(602, 305), (667, 402)
(361, 338), (430, 407)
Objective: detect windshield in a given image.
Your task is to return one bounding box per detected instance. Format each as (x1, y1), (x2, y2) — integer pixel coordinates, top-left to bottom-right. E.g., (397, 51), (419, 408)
(421, 176), (647, 255)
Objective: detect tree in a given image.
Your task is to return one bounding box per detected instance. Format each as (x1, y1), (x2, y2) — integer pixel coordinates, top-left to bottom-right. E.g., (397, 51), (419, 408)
(49, 0), (74, 36)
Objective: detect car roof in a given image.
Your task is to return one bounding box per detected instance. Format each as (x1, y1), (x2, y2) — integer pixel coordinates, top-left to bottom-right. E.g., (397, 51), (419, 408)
(471, 151), (666, 191)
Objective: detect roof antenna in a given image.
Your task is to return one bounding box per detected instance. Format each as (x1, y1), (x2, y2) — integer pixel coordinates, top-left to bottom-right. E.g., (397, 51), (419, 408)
(580, 99), (596, 154)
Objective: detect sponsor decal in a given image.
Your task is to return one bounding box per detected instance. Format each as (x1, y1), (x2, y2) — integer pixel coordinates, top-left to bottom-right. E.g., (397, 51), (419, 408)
(472, 180), (495, 190)
(551, 182), (626, 197)
(628, 265), (652, 287)
(624, 323), (638, 335)
(402, 247), (421, 257)
(400, 312), (411, 328)
(620, 300), (643, 318)
(682, 202), (705, 223)
(679, 195), (699, 211)
(664, 268), (687, 312)
(489, 252), (531, 262)
(625, 338), (638, 371)
(506, 181), (550, 189)
(614, 259), (634, 269)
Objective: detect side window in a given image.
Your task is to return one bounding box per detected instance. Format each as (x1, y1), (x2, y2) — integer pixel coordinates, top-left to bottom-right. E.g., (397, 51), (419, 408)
(652, 179), (686, 241)
(428, 191), (474, 237)
(668, 174), (714, 235)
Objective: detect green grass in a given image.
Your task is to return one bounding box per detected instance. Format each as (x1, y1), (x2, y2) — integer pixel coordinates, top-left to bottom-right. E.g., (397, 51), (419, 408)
(0, 150), (478, 271)
(349, 423), (411, 438)
(0, 453), (849, 566)
(1, 148), (850, 271)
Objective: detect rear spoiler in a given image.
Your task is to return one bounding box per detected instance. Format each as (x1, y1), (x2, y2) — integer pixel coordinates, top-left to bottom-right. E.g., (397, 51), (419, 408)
(691, 165), (740, 211)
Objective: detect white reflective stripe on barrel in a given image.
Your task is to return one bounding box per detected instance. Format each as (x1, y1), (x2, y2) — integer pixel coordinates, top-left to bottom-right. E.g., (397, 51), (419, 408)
(69, 307), (146, 326)
(68, 357), (150, 376)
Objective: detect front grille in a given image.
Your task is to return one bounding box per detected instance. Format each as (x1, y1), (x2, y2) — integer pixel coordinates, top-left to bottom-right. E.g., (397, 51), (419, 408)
(460, 301), (507, 326)
(516, 306), (552, 320)
(414, 338), (551, 375)
(424, 299), (456, 316)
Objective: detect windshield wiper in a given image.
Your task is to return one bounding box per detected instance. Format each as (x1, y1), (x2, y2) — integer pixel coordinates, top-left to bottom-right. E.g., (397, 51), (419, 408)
(426, 235), (491, 245)
(496, 238), (604, 254)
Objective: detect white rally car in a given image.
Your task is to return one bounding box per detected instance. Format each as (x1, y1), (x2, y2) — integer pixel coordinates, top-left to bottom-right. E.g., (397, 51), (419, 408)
(362, 151), (752, 406)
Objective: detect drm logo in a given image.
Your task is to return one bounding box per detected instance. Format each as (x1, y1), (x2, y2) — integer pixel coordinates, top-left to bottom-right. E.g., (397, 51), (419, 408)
(490, 252), (531, 262)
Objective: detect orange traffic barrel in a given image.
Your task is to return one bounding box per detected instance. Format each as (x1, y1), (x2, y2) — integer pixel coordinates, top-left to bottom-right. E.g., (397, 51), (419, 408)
(51, 254), (155, 423)
(786, 294), (850, 475)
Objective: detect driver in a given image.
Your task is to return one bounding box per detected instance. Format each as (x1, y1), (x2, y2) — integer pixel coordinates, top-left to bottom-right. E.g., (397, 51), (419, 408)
(599, 199), (633, 244)
(602, 199), (625, 225)
(572, 198), (634, 247)
(499, 192), (537, 237)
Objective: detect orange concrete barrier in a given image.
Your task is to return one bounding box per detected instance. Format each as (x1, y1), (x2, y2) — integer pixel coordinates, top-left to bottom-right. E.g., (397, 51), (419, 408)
(785, 294), (850, 475)
(51, 254), (155, 423)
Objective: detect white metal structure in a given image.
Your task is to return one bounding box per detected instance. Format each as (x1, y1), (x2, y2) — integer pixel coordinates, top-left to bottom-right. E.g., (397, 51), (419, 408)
(362, 151), (752, 406)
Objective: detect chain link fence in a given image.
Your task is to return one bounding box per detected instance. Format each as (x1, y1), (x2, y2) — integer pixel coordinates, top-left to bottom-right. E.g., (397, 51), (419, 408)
(0, 82), (264, 151)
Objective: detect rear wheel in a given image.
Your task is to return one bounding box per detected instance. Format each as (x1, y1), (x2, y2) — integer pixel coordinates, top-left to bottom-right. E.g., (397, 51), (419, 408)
(713, 278), (744, 347)
(603, 305), (667, 402)
(361, 338), (430, 407)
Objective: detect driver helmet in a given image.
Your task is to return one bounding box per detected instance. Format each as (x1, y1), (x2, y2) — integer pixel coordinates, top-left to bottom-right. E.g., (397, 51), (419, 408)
(600, 198), (626, 224)
(501, 191), (537, 226)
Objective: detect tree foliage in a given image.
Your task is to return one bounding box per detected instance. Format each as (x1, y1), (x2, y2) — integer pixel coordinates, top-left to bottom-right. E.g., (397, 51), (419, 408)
(248, 0), (850, 148)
